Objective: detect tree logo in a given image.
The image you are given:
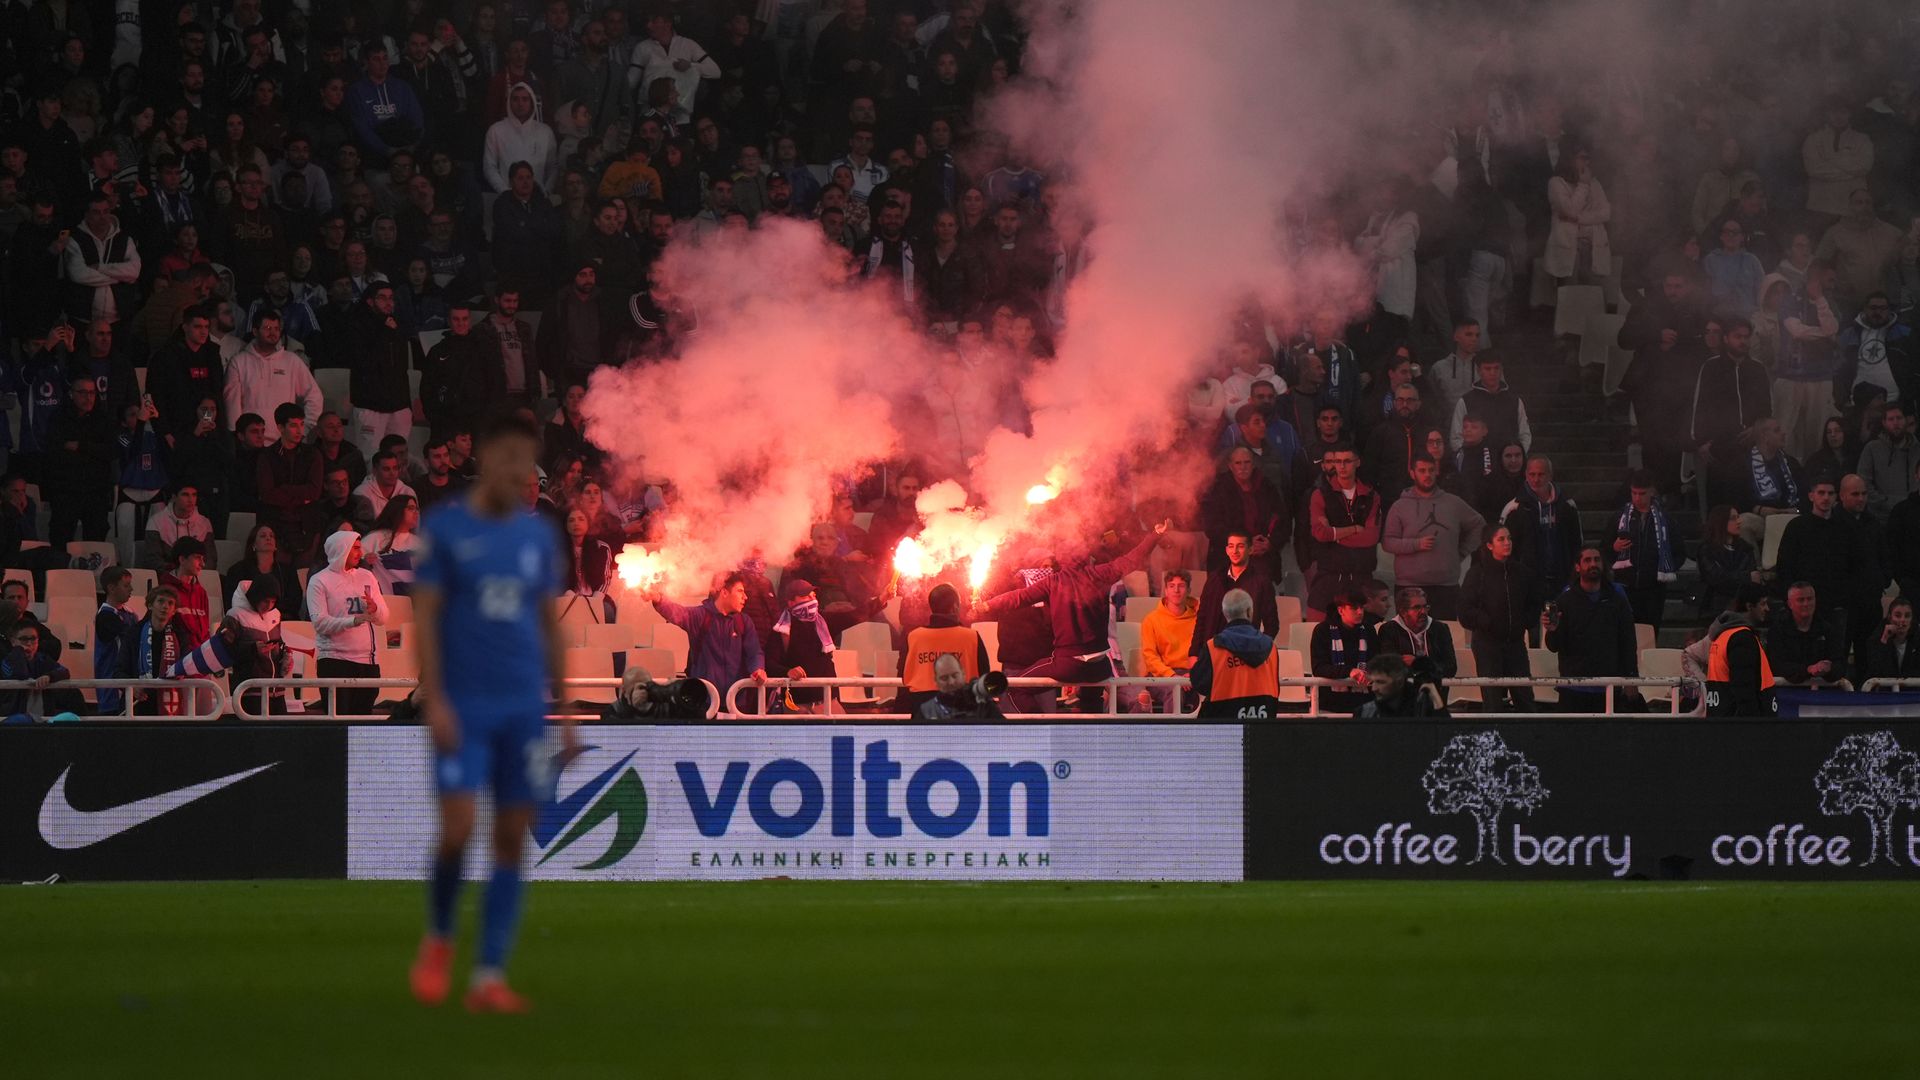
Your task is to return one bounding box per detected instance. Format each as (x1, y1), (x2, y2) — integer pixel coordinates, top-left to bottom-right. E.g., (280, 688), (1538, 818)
(532, 746), (648, 871)
(1815, 731), (1920, 866)
(1421, 731), (1550, 864)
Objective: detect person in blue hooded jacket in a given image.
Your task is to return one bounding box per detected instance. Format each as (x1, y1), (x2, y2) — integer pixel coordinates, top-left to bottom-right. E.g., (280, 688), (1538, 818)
(347, 44), (427, 163)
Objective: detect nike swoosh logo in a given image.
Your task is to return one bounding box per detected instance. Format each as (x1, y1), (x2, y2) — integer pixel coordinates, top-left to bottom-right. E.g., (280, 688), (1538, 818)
(37, 763), (278, 851)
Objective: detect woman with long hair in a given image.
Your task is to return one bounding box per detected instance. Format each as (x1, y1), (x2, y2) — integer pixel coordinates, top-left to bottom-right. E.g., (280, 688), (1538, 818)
(211, 111), (270, 181)
(561, 507), (615, 597)
(1459, 525), (1536, 712)
(154, 104), (211, 190)
(364, 495), (423, 595)
(1697, 504), (1761, 616)
(224, 523), (306, 622)
(957, 186), (991, 240)
(1802, 416), (1854, 486)
(109, 100), (158, 189)
(657, 140), (702, 219)
(1545, 145), (1612, 286)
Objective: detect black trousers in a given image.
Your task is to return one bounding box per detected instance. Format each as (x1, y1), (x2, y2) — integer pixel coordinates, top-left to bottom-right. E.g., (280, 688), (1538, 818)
(1471, 637), (1534, 712)
(317, 657), (381, 716)
(48, 489), (112, 544)
(1418, 584), (1461, 622)
(1006, 655), (1113, 714)
(1625, 583), (1666, 631)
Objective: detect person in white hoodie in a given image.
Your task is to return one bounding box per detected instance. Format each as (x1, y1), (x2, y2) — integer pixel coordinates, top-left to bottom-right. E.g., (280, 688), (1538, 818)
(306, 528), (390, 716)
(223, 310), (323, 439)
(483, 83), (557, 194)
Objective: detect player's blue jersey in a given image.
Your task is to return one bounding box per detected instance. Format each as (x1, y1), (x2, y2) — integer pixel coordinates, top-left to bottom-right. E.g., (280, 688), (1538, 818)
(415, 499), (562, 725)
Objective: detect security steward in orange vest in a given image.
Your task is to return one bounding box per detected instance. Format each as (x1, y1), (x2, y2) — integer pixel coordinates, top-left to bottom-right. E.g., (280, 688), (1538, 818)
(898, 584), (991, 716)
(1190, 588), (1282, 718)
(1705, 584), (1777, 716)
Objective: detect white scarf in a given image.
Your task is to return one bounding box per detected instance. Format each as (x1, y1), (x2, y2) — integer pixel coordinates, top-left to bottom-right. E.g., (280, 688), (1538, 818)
(865, 235), (914, 301)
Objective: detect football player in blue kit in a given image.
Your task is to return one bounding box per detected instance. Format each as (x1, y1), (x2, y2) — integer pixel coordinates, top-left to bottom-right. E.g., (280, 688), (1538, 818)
(408, 413), (574, 1013)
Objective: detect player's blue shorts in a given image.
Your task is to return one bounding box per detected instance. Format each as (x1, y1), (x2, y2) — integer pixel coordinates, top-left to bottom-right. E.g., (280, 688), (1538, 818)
(433, 710), (552, 806)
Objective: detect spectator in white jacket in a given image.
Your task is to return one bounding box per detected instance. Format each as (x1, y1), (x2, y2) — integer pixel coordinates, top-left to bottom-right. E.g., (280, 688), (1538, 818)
(483, 83), (557, 193)
(1802, 99), (1873, 221)
(223, 310), (323, 439)
(1355, 183), (1419, 320)
(354, 449), (418, 519)
(305, 528), (390, 716)
(1545, 147), (1611, 283)
(625, 13), (719, 124)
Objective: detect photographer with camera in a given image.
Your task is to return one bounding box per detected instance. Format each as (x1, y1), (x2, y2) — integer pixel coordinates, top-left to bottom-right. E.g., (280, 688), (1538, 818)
(917, 654), (1007, 721)
(1353, 654), (1449, 718)
(601, 664), (715, 721)
(899, 584), (990, 717)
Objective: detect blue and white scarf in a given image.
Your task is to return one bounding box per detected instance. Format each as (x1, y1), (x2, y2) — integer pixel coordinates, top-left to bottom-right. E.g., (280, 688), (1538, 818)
(773, 599), (835, 654)
(1749, 447), (1800, 507)
(1612, 502), (1678, 581)
(1325, 624), (1371, 665)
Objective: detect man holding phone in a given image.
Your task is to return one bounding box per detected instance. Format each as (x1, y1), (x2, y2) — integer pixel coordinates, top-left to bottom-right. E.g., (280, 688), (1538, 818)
(148, 304), (226, 446)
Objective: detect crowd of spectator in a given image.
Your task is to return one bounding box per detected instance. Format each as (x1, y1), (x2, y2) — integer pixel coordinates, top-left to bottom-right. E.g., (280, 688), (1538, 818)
(0, 1), (1917, 717)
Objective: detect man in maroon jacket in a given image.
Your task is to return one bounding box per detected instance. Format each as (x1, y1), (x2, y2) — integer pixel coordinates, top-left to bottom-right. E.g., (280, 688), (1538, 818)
(973, 519), (1168, 712)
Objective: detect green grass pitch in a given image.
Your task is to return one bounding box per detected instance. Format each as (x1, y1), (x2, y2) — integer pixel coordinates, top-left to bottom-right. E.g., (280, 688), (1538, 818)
(4, 881), (1917, 1078)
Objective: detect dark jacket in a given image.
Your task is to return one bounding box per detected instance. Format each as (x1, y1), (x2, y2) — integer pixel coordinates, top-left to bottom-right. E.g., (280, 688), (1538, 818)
(1354, 683), (1449, 718)
(256, 441), (324, 548)
(1856, 634), (1920, 684)
(1773, 512), (1868, 610)
(44, 402), (118, 497)
(764, 607), (837, 705)
(1199, 471), (1286, 575)
(490, 190), (565, 299)
(982, 533), (1160, 664)
(1502, 484), (1583, 597)
(1306, 479), (1381, 579)
(1309, 617), (1376, 712)
(419, 330), (503, 433)
(562, 538), (614, 595)
(1456, 377), (1528, 452)
(147, 335), (226, 442)
(1890, 492), (1920, 590)
(472, 315), (541, 403)
(1698, 538), (1759, 613)
(535, 287), (609, 389)
(1459, 551), (1536, 642)
(1362, 415), (1424, 497)
(0, 646), (71, 718)
(1188, 564), (1280, 661)
(1689, 353), (1772, 452)
(347, 303), (414, 413)
(1619, 291), (1710, 447)
(1377, 615), (1460, 684)
(1767, 607), (1850, 683)
(1545, 581), (1639, 679)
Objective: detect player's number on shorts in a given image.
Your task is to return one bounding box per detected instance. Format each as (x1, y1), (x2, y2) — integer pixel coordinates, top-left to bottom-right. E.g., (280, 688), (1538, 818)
(479, 577), (525, 621)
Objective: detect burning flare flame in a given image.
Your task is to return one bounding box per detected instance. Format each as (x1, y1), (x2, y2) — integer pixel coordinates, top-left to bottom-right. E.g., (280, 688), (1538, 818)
(615, 547), (671, 592)
(892, 536), (929, 581)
